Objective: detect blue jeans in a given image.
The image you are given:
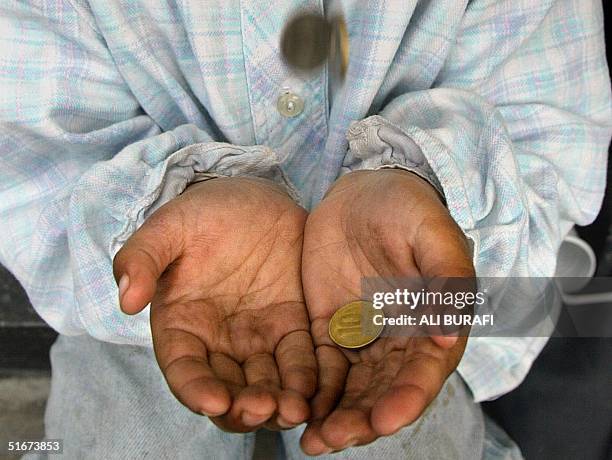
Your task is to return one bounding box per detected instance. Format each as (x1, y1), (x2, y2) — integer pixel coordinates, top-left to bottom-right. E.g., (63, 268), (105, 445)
(27, 334), (522, 459)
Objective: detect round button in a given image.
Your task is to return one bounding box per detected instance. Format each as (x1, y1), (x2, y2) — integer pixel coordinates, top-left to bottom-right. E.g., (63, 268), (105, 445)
(277, 92), (304, 118)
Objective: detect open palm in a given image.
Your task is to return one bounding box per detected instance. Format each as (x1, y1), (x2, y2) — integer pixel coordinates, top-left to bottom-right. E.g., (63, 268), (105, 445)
(300, 170), (474, 454)
(113, 177), (316, 432)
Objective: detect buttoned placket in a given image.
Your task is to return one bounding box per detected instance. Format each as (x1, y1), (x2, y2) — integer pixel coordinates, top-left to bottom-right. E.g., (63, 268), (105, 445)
(239, 1), (330, 203)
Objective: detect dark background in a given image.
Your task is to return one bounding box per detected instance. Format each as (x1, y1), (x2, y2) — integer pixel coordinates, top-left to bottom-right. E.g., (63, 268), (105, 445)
(1, 2), (612, 459)
(484, 4), (612, 459)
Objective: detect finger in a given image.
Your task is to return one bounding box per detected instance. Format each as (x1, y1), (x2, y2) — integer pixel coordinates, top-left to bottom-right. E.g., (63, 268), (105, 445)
(370, 343), (448, 436)
(308, 347), (407, 452)
(430, 334), (459, 349)
(320, 408), (377, 450)
(243, 352), (281, 390)
(152, 327), (230, 416)
(233, 353), (280, 427)
(301, 420), (332, 456)
(310, 345), (349, 420)
(275, 330), (317, 399)
(209, 352), (246, 389)
(276, 389), (310, 429)
(211, 386), (279, 434)
(315, 361), (380, 450)
(207, 353), (262, 432)
(370, 384), (428, 436)
(113, 207), (184, 314)
(230, 386), (278, 428)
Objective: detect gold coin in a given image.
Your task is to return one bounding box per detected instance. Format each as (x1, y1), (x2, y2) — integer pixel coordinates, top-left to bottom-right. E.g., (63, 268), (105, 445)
(280, 13), (349, 80)
(329, 301), (384, 349)
(330, 16), (349, 78)
(281, 13), (331, 70)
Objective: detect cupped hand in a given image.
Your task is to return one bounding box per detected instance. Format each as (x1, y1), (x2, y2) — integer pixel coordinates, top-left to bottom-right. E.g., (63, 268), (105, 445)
(300, 169), (474, 454)
(113, 177), (317, 432)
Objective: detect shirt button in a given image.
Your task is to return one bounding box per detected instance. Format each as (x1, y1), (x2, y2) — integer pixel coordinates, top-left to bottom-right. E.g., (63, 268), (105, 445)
(277, 91), (304, 118)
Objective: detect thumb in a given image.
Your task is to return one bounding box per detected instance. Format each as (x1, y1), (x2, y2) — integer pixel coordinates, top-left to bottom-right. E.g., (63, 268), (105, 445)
(112, 209), (183, 315)
(413, 215), (475, 350)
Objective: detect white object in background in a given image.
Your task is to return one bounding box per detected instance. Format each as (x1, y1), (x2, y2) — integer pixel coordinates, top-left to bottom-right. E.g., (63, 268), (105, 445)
(554, 232), (597, 294)
(554, 231), (612, 305)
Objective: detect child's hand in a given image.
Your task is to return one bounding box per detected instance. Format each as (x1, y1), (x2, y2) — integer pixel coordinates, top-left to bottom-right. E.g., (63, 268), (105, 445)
(300, 169), (474, 454)
(113, 177), (316, 433)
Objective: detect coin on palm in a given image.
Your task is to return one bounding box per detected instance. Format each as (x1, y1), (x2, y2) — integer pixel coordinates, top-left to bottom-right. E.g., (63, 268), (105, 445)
(329, 301), (384, 349)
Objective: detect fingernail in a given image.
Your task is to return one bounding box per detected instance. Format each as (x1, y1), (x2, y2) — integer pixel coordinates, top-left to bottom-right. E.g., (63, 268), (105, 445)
(242, 411), (268, 426)
(276, 415), (294, 428)
(118, 274), (130, 302)
(201, 408), (225, 417)
(345, 438), (359, 448)
(433, 334), (458, 348)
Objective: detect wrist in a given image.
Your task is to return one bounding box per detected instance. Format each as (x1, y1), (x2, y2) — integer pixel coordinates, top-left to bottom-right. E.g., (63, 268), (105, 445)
(324, 169), (444, 207)
(185, 175), (292, 199)
(374, 168), (446, 205)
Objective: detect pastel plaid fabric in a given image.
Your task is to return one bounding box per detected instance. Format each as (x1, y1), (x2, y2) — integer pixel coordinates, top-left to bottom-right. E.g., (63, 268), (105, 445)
(0, 0), (610, 402)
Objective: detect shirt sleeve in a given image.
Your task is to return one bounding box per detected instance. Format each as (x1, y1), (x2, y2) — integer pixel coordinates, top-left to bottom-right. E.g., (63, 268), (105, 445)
(341, 0), (612, 401)
(0, 1), (297, 346)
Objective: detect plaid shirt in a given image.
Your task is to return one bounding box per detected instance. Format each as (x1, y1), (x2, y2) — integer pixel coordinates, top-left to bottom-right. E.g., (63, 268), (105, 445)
(1, 0), (610, 408)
